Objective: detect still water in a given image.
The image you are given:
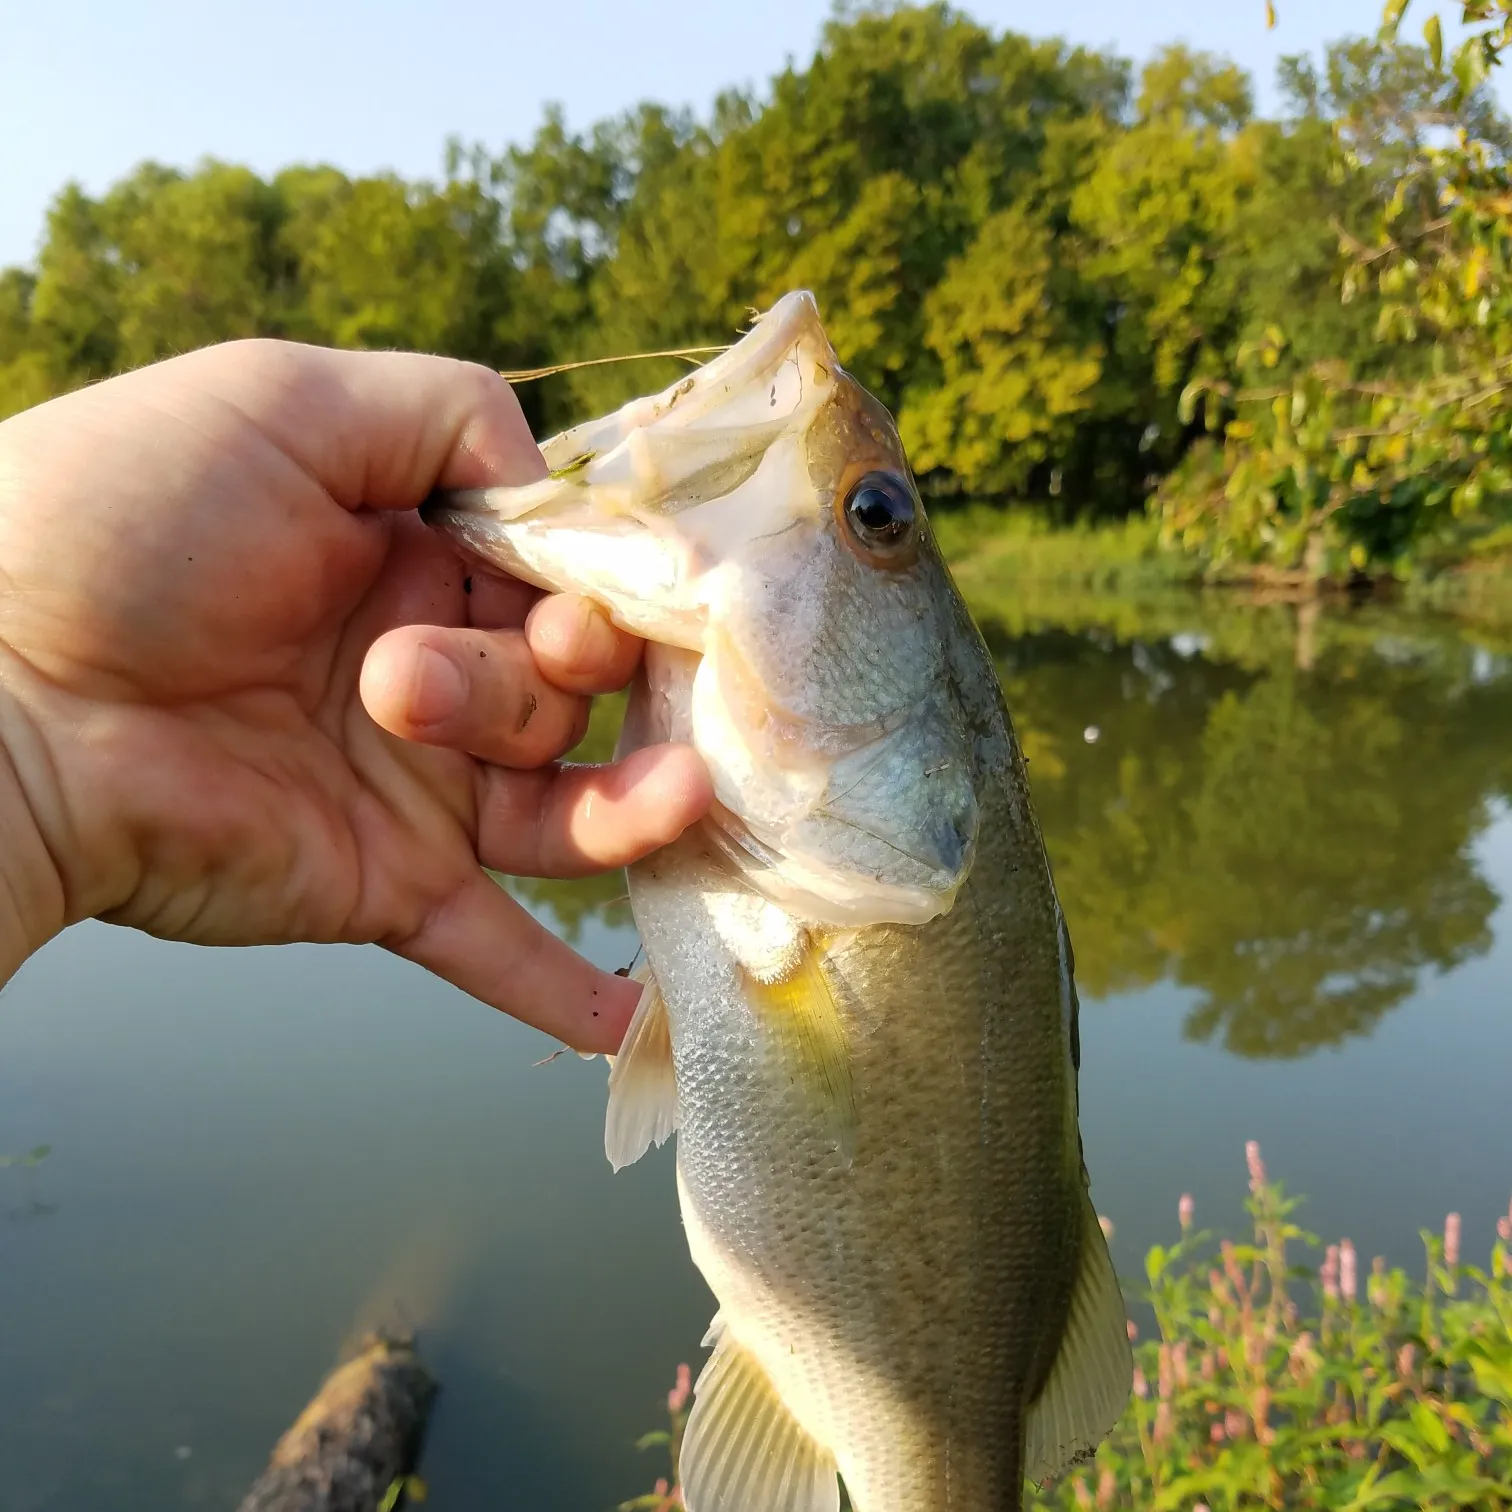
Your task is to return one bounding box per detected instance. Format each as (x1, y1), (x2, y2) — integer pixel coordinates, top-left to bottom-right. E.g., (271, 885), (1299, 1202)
(2, 593), (1510, 1510)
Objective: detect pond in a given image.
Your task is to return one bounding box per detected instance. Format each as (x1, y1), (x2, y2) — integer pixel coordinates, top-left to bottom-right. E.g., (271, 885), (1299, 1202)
(2, 589), (1510, 1511)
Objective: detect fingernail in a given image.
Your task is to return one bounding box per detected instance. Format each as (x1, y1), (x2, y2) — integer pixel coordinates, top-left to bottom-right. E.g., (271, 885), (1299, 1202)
(408, 644), (466, 727)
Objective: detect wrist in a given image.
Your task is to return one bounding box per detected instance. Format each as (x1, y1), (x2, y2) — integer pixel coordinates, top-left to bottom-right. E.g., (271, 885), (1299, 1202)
(0, 667), (66, 986)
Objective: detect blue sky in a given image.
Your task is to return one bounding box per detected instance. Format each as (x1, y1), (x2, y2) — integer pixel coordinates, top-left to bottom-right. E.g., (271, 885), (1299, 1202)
(0, 0), (1483, 270)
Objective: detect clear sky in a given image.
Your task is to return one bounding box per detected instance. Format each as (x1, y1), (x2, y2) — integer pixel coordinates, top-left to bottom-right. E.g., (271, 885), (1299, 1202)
(0, 0), (1483, 271)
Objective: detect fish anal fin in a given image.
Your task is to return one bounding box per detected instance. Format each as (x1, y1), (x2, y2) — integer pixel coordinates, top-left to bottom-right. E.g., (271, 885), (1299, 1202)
(743, 942), (857, 1156)
(604, 967), (678, 1172)
(1023, 1194), (1135, 1484)
(680, 1321), (839, 1512)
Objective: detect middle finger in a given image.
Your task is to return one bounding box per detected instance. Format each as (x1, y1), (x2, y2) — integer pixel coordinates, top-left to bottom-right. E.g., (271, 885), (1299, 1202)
(361, 623), (587, 768)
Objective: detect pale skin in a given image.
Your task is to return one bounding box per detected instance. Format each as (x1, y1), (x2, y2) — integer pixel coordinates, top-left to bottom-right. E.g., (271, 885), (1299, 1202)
(0, 341), (713, 1052)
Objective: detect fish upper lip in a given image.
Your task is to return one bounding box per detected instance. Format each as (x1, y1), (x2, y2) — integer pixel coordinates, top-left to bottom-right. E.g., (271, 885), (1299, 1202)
(685, 290), (830, 395)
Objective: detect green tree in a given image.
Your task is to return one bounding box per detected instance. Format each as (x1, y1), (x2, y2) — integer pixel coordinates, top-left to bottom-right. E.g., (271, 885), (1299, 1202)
(1161, 14), (1512, 577)
(902, 204), (1104, 495)
(0, 269), (55, 418)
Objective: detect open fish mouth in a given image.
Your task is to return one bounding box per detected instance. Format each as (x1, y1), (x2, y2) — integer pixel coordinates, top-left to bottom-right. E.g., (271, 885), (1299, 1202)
(418, 293), (851, 654)
(422, 290), (981, 928)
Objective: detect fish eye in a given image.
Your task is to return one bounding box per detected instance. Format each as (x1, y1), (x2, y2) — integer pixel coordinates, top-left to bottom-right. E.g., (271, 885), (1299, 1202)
(842, 472), (916, 554)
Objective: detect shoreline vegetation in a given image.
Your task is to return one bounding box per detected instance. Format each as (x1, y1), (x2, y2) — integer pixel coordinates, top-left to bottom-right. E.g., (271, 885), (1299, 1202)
(7, 2), (1512, 586)
(930, 505), (1512, 649)
(626, 1147), (1512, 1512)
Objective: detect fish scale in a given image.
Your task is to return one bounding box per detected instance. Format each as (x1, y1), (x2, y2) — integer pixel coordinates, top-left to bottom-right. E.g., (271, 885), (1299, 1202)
(422, 290), (1132, 1511)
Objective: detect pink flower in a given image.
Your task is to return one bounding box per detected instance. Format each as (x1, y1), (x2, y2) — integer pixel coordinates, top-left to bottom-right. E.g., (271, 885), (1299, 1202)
(1157, 1344), (1174, 1400)
(1288, 1332), (1316, 1383)
(1095, 1468), (1116, 1511)
(1126, 1318), (1139, 1342)
(1396, 1343), (1416, 1378)
(1154, 1401), (1173, 1445)
(1178, 1193), (1195, 1230)
(654, 1479), (669, 1497)
(1368, 1256), (1387, 1308)
(1498, 1215), (1512, 1244)
(1072, 1477), (1093, 1510)
(667, 1362), (692, 1416)
(1210, 1421), (1226, 1443)
(1173, 1342), (1190, 1388)
(1340, 1240), (1357, 1303)
(1098, 1214), (1114, 1241)
(1321, 1245), (1340, 1301)
(1224, 1408), (1248, 1441)
(1132, 1368), (1148, 1399)
(1245, 1140), (1266, 1193)
(1444, 1212), (1461, 1268)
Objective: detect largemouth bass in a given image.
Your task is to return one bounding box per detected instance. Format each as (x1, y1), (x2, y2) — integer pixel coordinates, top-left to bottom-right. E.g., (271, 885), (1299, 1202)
(423, 292), (1131, 1511)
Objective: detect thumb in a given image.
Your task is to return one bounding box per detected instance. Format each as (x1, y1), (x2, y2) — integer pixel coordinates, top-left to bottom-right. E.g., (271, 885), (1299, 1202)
(187, 340), (549, 507)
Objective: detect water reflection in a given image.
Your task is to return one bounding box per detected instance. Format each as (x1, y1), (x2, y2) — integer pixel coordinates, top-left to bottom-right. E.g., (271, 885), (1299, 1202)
(525, 595), (1512, 1061)
(990, 612), (1512, 1057)
(4, 592), (1509, 1512)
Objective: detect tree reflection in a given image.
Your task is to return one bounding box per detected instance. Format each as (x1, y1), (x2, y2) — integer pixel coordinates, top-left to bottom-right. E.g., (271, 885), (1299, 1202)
(502, 598), (1511, 1060)
(991, 609), (1512, 1057)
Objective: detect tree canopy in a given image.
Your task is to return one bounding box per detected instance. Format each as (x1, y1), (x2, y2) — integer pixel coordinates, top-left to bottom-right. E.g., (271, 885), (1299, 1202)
(4, 1), (1511, 574)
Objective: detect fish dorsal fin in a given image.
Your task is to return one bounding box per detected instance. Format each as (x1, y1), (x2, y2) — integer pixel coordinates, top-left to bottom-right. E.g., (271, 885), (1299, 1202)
(1023, 1193), (1134, 1484)
(680, 1319), (840, 1512)
(604, 967), (678, 1172)
(743, 942), (857, 1157)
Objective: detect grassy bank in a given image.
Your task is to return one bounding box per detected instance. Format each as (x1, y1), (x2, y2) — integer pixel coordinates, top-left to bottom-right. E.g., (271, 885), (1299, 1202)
(626, 1149), (1512, 1511)
(931, 505), (1512, 653)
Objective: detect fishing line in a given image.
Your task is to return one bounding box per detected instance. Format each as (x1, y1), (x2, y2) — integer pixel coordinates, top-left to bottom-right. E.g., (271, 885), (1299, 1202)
(500, 345), (731, 383)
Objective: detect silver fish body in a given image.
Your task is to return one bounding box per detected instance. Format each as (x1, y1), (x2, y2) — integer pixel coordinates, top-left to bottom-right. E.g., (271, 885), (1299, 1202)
(423, 292), (1131, 1512)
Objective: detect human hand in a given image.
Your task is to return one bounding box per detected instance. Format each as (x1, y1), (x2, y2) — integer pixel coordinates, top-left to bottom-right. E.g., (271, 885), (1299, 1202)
(0, 343), (710, 1050)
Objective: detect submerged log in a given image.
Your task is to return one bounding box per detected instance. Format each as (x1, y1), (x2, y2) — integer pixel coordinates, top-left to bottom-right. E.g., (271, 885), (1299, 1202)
(237, 1334), (438, 1512)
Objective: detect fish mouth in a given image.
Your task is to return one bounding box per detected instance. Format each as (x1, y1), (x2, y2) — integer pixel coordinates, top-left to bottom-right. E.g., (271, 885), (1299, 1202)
(419, 290), (843, 647)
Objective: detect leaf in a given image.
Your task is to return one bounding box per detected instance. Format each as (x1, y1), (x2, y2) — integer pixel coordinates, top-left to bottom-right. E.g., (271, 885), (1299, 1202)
(1266, 0), (1277, 28)
(1409, 1399), (1452, 1454)
(1381, 0), (1410, 42)
(635, 1432), (672, 1452)
(1424, 14), (1444, 69)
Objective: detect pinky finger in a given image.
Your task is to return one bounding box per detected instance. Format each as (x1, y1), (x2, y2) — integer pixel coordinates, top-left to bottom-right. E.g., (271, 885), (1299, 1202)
(388, 869), (638, 1052)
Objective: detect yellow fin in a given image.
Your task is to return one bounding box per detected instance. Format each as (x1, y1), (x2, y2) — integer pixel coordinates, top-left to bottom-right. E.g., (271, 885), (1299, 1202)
(743, 943), (857, 1155)
(1023, 1193), (1135, 1483)
(604, 967), (678, 1172)
(680, 1318), (840, 1512)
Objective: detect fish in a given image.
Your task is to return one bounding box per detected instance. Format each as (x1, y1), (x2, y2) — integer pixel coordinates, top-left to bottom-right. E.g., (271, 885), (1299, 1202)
(421, 291), (1132, 1512)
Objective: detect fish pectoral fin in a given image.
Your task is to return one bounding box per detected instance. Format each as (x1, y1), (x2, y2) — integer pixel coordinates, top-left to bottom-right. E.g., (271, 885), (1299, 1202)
(744, 943), (857, 1157)
(1023, 1193), (1136, 1485)
(604, 965), (679, 1172)
(681, 1320), (840, 1512)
